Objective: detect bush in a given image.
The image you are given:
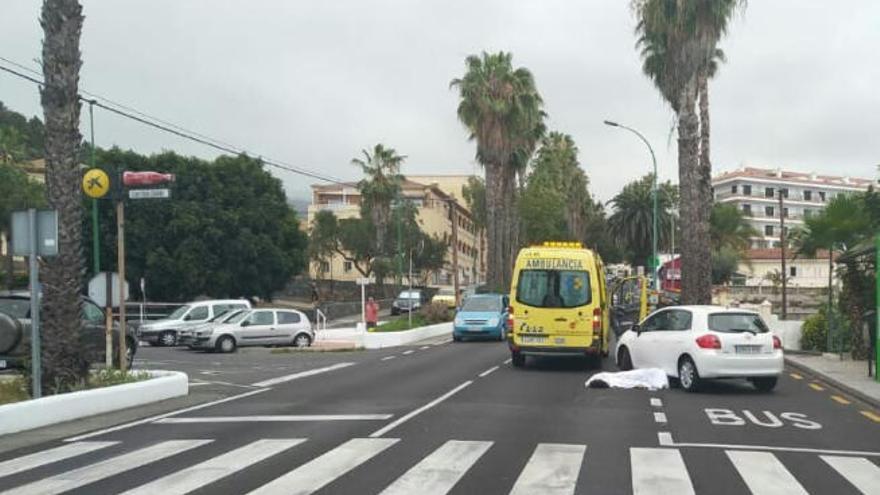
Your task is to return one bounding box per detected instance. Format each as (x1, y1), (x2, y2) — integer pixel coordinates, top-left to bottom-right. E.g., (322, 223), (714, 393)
(419, 302), (452, 324)
(801, 310), (828, 352)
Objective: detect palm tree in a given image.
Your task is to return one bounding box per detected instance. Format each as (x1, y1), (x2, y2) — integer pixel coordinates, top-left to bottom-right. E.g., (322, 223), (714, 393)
(451, 52), (544, 291)
(608, 174), (675, 268)
(352, 144), (405, 256)
(39, 0), (89, 391)
(709, 203), (757, 253)
(633, 0), (744, 304)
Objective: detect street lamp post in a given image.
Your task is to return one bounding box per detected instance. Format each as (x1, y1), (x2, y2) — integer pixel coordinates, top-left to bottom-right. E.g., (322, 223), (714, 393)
(604, 120), (660, 290)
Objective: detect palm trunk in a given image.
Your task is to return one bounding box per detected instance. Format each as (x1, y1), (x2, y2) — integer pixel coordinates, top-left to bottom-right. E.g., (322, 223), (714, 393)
(484, 163), (506, 292)
(39, 0), (89, 392)
(678, 76), (712, 305)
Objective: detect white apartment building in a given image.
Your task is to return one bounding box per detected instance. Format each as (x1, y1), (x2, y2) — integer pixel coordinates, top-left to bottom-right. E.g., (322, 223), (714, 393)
(713, 166), (872, 249)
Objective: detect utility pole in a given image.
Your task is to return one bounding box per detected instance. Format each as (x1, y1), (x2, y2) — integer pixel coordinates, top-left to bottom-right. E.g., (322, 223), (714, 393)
(450, 200), (461, 307)
(779, 191), (787, 320)
(116, 199), (127, 369)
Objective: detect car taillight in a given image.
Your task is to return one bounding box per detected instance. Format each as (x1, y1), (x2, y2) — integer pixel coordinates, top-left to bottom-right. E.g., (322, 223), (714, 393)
(695, 334), (722, 349)
(592, 308), (601, 332)
(772, 335), (782, 350)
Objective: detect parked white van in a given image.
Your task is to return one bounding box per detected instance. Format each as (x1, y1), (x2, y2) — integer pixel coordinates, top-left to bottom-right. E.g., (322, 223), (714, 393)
(137, 299), (251, 346)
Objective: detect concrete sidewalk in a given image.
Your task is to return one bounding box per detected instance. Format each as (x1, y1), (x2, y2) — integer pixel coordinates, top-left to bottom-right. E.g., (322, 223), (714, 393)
(786, 353), (880, 407)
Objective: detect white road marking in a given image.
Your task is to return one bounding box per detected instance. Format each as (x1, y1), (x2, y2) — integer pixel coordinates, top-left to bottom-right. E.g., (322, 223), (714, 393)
(650, 398), (663, 407)
(630, 448), (695, 495)
(503, 358), (512, 364)
(478, 366), (499, 378)
(657, 432), (673, 446)
(370, 381), (473, 438)
(155, 415), (392, 423)
(402, 350), (415, 355)
(379, 440), (492, 495)
(821, 456), (880, 495)
(3, 440), (211, 495)
(247, 438), (398, 495)
(120, 439), (304, 495)
(188, 382), (211, 387)
(64, 388), (270, 442)
(251, 362), (355, 387)
(653, 412), (667, 424)
(510, 443), (586, 495)
(0, 442), (118, 478)
(727, 450), (807, 495)
(659, 431), (880, 457)
(420, 345), (431, 350)
(382, 356), (397, 361)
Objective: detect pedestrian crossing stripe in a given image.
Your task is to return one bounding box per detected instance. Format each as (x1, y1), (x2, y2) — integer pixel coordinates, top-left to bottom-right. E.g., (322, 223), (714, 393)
(0, 439), (878, 495)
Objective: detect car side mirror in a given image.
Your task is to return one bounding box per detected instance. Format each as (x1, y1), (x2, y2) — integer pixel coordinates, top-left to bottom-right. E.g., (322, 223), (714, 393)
(240, 320), (251, 327)
(632, 324), (642, 335)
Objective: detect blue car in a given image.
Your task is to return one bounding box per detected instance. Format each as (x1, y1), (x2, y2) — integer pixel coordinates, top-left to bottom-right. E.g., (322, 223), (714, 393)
(453, 294), (509, 342)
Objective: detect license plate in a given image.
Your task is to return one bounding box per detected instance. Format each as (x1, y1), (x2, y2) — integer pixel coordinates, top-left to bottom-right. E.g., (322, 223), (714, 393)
(520, 335), (547, 344)
(735, 345), (762, 354)
(466, 327), (483, 332)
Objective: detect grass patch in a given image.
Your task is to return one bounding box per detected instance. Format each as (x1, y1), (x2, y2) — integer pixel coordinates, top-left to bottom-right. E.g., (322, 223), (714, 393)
(371, 314), (437, 332)
(0, 369), (152, 405)
(0, 377), (29, 405)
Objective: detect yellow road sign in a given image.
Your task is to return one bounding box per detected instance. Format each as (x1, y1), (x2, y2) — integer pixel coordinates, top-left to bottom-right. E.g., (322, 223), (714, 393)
(82, 168), (110, 198)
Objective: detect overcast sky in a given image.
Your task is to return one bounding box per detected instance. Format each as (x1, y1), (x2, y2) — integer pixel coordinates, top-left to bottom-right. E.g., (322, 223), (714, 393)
(2, 1), (878, 202)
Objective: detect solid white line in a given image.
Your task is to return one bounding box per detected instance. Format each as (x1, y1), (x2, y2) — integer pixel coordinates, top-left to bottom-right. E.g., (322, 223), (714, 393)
(402, 350), (415, 355)
(630, 448), (695, 495)
(64, 388), (270, 442)
(821, 455), (880, 495)
(247, 438), (398, 495)
(653, 412), (667, 424)
(420, 345), (431, 350)
(120, 439), (304, 495)
(727, 450), (807, 495)
(369, 381), (473, 438)
(380, 440), (492, 495)
(4, 440), (211, 495)
(503, 358), (512, 364)
(657, 432), (673, 446)
(478, 366), (499, 378)
(0, 442), (118, 478)
(650, 398), (663, 407)
(251, 362), (355, 387)
(382, 356), (397, 361)
(670, 440), (880, 457)
(155, 415), (392, 423)
(510, 443), (586, 495)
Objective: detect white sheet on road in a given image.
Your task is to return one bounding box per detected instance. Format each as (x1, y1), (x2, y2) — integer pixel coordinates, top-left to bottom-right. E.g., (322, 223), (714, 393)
(585, 368), (669, 390)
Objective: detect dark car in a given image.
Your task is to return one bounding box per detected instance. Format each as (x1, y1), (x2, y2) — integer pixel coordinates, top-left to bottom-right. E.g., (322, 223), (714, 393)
(0, 293), (138, 370)
(391, 290), (425, 316)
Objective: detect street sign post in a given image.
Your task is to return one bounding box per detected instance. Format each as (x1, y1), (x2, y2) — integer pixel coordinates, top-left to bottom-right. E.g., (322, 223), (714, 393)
(129, 188), (171, 199)
(11, 209), (59, 399)
(357, 278), (370, 326)
(88, 273), (129, 368)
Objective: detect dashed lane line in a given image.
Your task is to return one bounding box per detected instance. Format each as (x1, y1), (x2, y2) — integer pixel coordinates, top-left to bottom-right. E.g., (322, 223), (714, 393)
(478, 366), (499, 378)
(808, 383), (825, 391)
(503, 358), (512, 365)
(830, 395), (852, 405)
(653, 412), (667, 424)
(402, 350), (415, 356)
(860, 411), (880, 423)
(420, 346), (431, 350)
(789, 372), (803, 380)
(381, 356), (397, 361)
(650, 398), (663, 408)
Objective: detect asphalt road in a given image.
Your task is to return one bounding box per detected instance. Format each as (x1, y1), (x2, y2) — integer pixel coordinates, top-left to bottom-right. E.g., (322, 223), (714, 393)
(1, 335), (878, 494)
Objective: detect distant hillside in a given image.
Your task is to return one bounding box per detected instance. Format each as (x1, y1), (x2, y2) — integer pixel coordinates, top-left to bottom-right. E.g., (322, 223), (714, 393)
(0, 101), (45, 162)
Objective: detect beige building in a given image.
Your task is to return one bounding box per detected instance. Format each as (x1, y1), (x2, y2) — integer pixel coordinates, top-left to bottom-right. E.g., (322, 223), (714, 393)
(737, 248), (837, 288)
(307, 177), (485, 286)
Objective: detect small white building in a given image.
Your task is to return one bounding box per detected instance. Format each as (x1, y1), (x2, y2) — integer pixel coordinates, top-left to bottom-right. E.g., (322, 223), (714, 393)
(738, 248), (836, 288)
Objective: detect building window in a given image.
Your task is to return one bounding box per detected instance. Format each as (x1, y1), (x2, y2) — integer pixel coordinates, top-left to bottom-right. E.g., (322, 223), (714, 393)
(343, 261), (352, 272)
(790, 266), (797, 277)
(742, 204), (752, 216)
(743, 185), (752, 196)
(731, 185), (738, 194)
(803, 190), (812, 201)
(780, 188), (789, 198)
(319, 261), (330, 273)
(783, 207), (789, 218)
(819, 191), (826, 202)
(765, 187), (775, 198)
(765, 206), (775, 217)
(765, 225), (774, 236)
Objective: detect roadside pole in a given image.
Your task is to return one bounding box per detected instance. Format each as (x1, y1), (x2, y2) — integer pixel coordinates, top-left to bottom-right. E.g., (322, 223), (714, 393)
(116, 200), (127, 369)
(81, 167), (112, 367)
(408, 251), (413, 329)
(875, 235), (879, 382)
(450, 200), (460, 307)
(27, 209), (41, 398)
(779, 191), (788, 320)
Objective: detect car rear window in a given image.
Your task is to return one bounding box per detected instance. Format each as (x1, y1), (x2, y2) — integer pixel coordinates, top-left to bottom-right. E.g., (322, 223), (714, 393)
(708, 313), (769, 334)
(516, 270), (591, 308)
(461, 297), (501, 312)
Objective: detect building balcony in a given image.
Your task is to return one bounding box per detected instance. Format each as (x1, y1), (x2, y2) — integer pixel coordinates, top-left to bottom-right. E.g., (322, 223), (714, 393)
(715, 190), (828, 204)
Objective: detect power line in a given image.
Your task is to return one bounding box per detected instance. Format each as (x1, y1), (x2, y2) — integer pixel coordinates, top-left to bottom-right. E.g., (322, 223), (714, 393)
(0, 57), (347, 184)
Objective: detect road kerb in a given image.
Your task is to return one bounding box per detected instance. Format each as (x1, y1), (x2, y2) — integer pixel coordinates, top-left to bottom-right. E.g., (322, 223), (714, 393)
(784, 357), (880, 410)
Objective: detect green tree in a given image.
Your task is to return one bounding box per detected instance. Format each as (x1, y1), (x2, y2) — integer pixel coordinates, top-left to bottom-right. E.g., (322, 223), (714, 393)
(39, 0), (90, 391)
(633, 0), (745, 304)
(451, 51), (545, 291)
(309, 210), (340, 282)
(462, 176), (486, 277)
(608, 174), (676, 268)
(0, 101), (45, 160)
(0, 164), (46, 289)
(710, 203), (757, 253)
(352, 144), (405, 256)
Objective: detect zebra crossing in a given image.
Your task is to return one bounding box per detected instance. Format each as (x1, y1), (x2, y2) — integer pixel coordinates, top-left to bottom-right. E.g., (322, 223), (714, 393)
(0, 437), (878, 495)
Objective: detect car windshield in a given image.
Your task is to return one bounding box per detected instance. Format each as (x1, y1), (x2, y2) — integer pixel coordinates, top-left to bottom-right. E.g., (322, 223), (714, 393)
(708, 313), (770, 334)
(437, 289), (454, 296)
(167, 304), (192, 320)
(461, 297), (501, 312)
(225, 310), (250, 324)
(516, 270), (591, 308)
(0, 298), (30, 318)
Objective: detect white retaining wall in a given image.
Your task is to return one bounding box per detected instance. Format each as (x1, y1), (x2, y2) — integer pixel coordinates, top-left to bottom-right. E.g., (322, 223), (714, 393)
(363, 322), (453, 349)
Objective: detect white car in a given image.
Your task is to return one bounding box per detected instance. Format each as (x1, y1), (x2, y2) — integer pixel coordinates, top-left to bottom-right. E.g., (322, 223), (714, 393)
(615, 305), (783, 392)
(190, 308), (314, 353)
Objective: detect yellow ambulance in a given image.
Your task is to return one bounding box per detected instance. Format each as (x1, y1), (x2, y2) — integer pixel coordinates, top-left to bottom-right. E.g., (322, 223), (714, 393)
(508, 242), (610, 367)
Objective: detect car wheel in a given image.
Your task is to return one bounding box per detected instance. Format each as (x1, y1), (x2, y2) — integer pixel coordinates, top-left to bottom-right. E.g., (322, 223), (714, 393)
(293, 333), (312, 348)
(215, 335), (236, 353)
(678, 356), (702, 392)
(617, 347), (633, 371)
(159, 331), (177, 347)
(511, 351), (525, 368)
(750, 376), (778, 392)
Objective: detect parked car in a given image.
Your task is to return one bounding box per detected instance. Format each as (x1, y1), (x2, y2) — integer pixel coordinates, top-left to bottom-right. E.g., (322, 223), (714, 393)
(189, 308), (314, 353)
(431, 288), (458, 309)
(615, 305), (783, 392)
(137, 299), (251, 346)
(0, 293), (138, 370)
(453, 294), (509, 342)
(177, 308), (247, 348)
(391, 290), (424, 315)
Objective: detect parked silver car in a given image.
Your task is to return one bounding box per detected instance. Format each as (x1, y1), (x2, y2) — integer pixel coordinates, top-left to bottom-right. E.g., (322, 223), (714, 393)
(190, 308), (314, 353)
(177, 309), (247, 348)
(137, 299), (251, 346)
